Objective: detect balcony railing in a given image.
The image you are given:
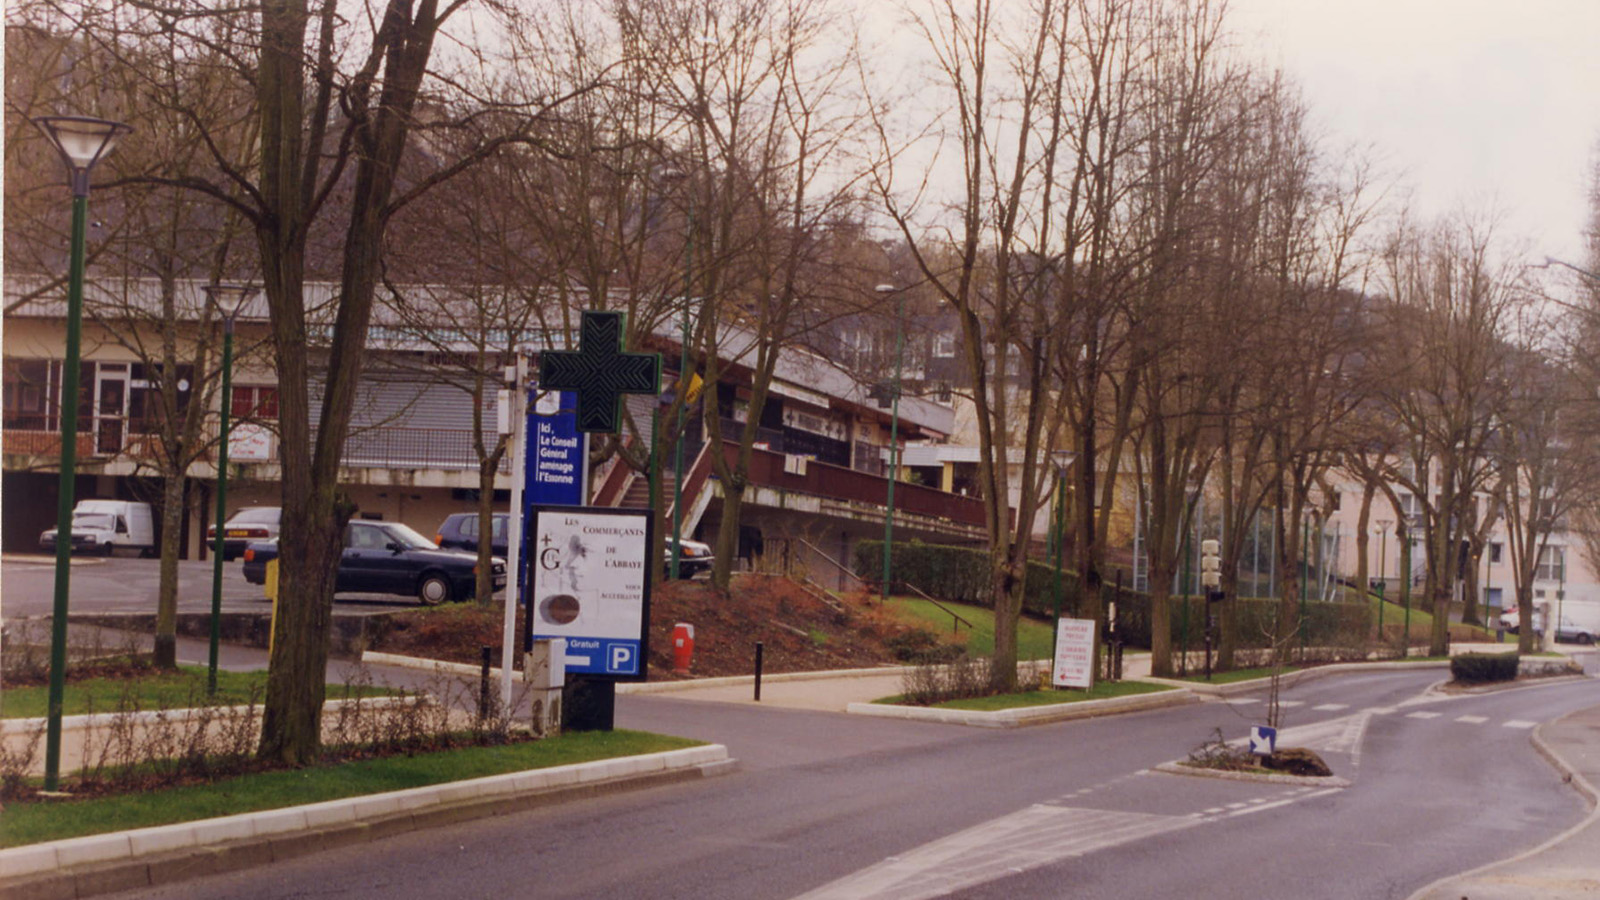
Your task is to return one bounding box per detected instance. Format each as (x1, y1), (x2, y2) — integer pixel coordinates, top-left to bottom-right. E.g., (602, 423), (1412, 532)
(3, 418), (510, 474)
(723, 441), (988, 528)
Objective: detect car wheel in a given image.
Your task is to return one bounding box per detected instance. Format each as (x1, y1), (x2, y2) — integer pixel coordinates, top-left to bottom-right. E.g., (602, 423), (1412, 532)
(103, 542), (115, 557)
(1579, 633), (1594, 646)
(418, 573), (453, 606)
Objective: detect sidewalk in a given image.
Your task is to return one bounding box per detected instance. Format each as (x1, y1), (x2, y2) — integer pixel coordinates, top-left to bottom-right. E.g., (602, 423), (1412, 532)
(1411, 702), (1600, 900)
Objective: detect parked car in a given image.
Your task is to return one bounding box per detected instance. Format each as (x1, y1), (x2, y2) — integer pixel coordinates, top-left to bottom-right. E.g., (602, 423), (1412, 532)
(434, 511), (509, 557)
(666, 537), (714, 579)
(1552, 607), (1599, 645)
(207, 506), (282, 561)
(39, 500), (155, 557)
(243, 520), (505, 605)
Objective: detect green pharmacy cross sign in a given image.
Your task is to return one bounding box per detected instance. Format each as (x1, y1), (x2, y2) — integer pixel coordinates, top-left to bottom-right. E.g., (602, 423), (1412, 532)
(538, 311), (662, 433)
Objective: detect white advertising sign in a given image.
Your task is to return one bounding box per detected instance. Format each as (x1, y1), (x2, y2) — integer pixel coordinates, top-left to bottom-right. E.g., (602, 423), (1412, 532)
(1052, 617), (1096, 689)
(228, 424), (274, 461)
(530, 508), (651, 677)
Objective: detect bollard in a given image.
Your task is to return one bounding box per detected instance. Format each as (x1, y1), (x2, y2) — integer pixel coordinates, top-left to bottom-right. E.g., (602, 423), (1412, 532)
(754, 641), (765, 702)
(672, 622), (695, 675)
(478, 645), (492, 723)
(524, 638), (566, 736)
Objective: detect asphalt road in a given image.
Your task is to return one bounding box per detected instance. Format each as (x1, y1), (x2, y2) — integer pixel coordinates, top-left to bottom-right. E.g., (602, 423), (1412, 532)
(96, 665), (1600, 900)
(1, 554), (421, 619)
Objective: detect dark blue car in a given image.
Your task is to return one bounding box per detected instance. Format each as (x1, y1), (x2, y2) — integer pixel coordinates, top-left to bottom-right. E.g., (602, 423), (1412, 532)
(434, 512), (509, 557)
(244, 520), (505, 605)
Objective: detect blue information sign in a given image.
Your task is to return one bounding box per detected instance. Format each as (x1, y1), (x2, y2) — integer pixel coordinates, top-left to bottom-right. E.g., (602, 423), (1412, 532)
(528, 390), (586, 506)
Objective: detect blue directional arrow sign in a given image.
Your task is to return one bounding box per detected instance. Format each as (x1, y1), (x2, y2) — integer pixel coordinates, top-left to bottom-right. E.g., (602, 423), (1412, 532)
(1249, 725), (1277, 756)
(537, 311), (661, 434)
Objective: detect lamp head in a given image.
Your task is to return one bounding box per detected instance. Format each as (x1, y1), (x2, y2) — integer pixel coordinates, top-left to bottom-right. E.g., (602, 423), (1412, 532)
(33, 115), (133, 197)
(205, 283), (259, 323)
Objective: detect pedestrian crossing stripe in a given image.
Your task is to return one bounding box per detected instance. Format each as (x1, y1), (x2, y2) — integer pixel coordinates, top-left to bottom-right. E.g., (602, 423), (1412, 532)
(1404, 711), (1441, 719)
(1312, 703), (1349, 711)
(1502, 720), (1537, 729)
(1455, 715), (1488, 724)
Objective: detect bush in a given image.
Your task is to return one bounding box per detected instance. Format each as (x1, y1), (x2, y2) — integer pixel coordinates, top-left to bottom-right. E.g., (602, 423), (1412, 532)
(1451, 651), (1519, 684)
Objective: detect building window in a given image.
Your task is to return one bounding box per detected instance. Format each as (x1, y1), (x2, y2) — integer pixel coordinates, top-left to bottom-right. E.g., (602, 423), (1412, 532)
(3, 358), (54, 430)
(232, 385), (279, 420)
(1535, 546), (1565, 583)
(932, 332), (957, 358)
(1488, 542), (1502, 564)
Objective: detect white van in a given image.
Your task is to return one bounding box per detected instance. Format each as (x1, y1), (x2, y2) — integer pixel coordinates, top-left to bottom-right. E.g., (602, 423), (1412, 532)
(39, 500), (155, 557)
(1552, 602), (1600, 646)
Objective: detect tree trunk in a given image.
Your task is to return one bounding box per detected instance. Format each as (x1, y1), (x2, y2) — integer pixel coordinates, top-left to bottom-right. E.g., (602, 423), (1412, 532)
(153, 473), (186, 669)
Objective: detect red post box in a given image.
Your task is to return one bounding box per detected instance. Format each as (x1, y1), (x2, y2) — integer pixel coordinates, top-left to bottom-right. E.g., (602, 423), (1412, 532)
(672, 622), (695, 674)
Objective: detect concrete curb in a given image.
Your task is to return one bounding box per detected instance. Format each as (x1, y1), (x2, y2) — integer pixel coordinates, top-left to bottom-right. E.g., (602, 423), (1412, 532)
(843, 687), (1197, 728)
(1136, 659), (1453, 697)
(1150, 760), (1350, 788)
(619, 665), (911, 694)
(0, 744), (735, 900)
(359, 652), (917, 693)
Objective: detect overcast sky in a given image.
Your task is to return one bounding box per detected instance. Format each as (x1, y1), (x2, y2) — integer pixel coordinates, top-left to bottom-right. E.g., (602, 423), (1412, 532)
(1226, 0), (1600, 266)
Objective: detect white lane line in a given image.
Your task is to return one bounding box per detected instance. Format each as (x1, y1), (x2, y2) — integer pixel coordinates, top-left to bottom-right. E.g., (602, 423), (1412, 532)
(1278, 700), (1305, 707)
(1405, 711), (1441, 719)
(1222, 698), (1260, 705)
(1503, 719), (1538, 729)
(1455, 715), (1488, 724)
(791, 805), (1196, 900)
(1312, 703), (1349, 711)
(1365, 707), (1397, 715)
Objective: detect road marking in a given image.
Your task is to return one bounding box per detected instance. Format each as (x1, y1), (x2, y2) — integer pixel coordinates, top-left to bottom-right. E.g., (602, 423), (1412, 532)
(1226, 802), (1249, 809)
(1364, 707), (1396, 715)
(1455, 715), (1488, 724)
(1502, 719), (1538, 729)
(792, 805), (1196, 900)
(1312, 703), (1349, 711)
(1405, 711), (1441, 719)
(1222, 698), (1260, 705)
(1278, 700), (1305, 707)
(1203, 807), (1226, 815)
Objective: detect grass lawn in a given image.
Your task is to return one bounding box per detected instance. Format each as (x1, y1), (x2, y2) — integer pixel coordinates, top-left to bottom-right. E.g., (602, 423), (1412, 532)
(1, 666), (389, 719)
(1, 730), (700, 848)
(885, 597), (1056, 660)
(1169, 666), (1293, 684)
(930, 680), (1175, 711)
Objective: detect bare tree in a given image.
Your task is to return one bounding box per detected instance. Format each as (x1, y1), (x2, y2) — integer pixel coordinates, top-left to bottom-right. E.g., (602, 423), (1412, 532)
(1376, 212), (1519, 657)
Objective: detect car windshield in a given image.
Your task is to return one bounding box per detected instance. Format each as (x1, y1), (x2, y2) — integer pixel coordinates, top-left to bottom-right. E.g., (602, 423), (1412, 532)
(229, 508), (280, 525)
(381, 523), (438, 550)
(72, 513), (115, 530)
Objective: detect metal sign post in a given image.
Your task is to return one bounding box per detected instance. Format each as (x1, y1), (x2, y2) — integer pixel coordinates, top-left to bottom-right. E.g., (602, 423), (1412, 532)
(521, 310), (662, 731)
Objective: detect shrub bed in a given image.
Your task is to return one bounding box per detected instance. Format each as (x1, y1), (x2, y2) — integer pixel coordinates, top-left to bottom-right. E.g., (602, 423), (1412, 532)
(1450, 651), (1520, 684)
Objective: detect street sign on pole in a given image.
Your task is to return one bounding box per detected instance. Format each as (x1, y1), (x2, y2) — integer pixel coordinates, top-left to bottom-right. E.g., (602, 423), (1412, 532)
(1249, 725), (1277, 756)
(1052, 618), (1096, 689)
(527, 506), (653, 679)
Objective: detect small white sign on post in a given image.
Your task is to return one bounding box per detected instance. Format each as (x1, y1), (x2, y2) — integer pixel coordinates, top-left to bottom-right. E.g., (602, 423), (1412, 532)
(1053, 617), (1096, 689)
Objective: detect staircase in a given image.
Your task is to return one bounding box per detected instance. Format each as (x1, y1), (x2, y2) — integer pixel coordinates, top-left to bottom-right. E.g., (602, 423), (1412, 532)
(618, 471), (653, 509)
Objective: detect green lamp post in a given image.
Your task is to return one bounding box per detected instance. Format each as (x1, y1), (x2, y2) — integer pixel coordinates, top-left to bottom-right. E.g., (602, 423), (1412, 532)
(206, 284), (258, 694)
(34, 114), (132, 791)
(877, 284), (902, 600)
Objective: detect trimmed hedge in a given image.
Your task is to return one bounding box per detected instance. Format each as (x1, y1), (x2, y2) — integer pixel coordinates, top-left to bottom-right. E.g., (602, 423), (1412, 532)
(1450, 652), (1519, 684)
(855, 539), (1371, 652)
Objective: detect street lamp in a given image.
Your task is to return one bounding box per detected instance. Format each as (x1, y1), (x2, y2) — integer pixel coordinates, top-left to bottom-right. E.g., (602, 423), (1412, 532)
(35, 114), (132, 791)
(877, 284), (902, 600)
(206, 284), (259, 695)
(1373, 518), (1391, 641)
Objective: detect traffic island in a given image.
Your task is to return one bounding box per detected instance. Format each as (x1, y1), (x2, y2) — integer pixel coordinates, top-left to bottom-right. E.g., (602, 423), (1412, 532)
(847, 682), (1195, 728)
